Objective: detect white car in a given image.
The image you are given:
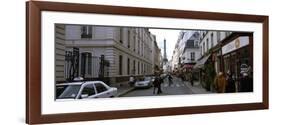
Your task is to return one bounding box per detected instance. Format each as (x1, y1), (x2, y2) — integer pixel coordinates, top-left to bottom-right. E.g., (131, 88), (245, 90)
(56, 81), (117, 101)
(134, 77), (153, 88)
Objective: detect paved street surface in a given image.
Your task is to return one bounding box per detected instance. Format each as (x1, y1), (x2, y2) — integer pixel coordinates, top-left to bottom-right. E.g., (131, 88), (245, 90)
(121, 77), (194, 97)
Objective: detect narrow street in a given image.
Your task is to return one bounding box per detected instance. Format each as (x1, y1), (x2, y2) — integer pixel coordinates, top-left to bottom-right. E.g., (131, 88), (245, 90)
(54, 24), (252, 99)
(121, 77), (193, 97)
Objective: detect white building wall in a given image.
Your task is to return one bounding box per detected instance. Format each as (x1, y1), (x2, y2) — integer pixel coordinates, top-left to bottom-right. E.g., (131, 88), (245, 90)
(94, 26), (114, 40)
(182, 48), (200, 64)
(65, 25), (81, 40)
(55, 24), (65, 82)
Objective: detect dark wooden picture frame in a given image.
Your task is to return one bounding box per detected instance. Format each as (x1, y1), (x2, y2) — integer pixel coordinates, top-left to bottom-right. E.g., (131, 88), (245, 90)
(26, 1), (268, 124)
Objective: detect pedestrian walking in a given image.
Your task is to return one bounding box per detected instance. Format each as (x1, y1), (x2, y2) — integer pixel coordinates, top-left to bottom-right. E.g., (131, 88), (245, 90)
(225, 70), (236, 93)
(153, 76), (163, 94)
(214, 72), (227, 93)
(168, 74), (173, 86)
(189, 72), (194, 86)
(152, 77), (157, 94)
(128, 75), (135, 87)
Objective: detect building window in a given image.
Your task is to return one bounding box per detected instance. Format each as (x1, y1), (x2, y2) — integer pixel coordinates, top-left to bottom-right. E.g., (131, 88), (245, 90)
(143, 64), (145, 74)
(211, 33), (214, 48)
(140, 42), (142, 56)
(142, 42), (144, 56)
(87, 54), (92, 74)
(133, 60), (136, 75)
(133, 35), (136, 51)
(217, 31), (221, 43)
(128, 30), (130, 48)
(80, 52), (92, 77)
(142, 43), (144, 56)
(142, 63), (144, 74)
(203, 42), (205, 54)
(80, 53), (86, 77)
(119, 55), (123, 75)
(120, 28), (123, 43)
(194, 40), (199, 47)
(206, 38), (209, 52)
(127, 58), (130, 75)
(138, 40), (140, 54)
(140, 62), (142, 74)
(145, 64), (147, 74)
(200, 46), (202, 56)
(190, 52), (195, 61)
(186, 40), (195, 48)
(138, 61), (140, 74)
(81, 26), (92, 38)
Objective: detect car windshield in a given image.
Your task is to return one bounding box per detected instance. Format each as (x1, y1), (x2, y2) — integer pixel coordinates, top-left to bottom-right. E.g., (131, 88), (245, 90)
(58, 85), (81, 99)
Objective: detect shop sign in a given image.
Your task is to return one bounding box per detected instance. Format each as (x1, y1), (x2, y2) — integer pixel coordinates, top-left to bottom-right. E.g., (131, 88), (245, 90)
(222, 36), (249, 55)
(240, 64), (249, 73)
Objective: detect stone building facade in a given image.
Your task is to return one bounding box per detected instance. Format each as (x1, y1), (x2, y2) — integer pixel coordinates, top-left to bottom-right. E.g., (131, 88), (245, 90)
(54, 24), (161, 84)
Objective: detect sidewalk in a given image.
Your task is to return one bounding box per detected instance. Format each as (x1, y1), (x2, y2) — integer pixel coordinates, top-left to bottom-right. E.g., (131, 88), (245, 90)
(184, 81), (211, 94)
(110, 81), (135, 97)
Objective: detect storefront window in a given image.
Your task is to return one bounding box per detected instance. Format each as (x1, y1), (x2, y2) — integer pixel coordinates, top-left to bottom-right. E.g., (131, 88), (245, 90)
(237, 47), (251, 77)
(223, 46), (251, 79)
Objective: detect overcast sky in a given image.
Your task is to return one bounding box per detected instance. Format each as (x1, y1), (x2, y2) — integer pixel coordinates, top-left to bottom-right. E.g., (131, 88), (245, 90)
(149, 29), (181, 60)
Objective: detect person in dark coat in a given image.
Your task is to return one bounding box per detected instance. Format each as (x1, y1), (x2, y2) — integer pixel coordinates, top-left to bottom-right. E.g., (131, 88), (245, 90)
(225, 71), (236, 93)
(152, 77), (158, 94)
(189, 72), (194, 86)
(239, 73), (253, 92)
(168, 74), (173, 86)
(153, 76), (163, 94)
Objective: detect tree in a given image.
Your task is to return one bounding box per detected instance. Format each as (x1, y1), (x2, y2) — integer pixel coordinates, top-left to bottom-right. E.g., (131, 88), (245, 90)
(204, 62), (216, 91)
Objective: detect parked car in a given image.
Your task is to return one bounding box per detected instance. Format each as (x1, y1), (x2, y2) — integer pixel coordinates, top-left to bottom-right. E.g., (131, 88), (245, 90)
(56, 81), (117, 101)
(56, 77), (84, 98)
(134, 77), (153, 88)
(56, 85), (68, 98)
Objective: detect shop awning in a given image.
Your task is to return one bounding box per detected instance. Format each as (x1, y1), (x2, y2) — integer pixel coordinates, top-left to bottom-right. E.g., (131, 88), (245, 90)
(193, 54), (211, 69)
(183, 64), (193, 69)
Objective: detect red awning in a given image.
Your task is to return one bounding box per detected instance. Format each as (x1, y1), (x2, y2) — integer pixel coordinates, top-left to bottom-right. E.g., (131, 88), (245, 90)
(183, 64), (193, 69)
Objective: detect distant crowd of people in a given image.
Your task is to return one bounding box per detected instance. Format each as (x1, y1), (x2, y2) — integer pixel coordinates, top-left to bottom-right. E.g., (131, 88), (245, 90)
(128, 68), (253, 95)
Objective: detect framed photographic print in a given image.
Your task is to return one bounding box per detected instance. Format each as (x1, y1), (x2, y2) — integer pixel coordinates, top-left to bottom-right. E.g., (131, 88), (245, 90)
(26, 1), (269, 124)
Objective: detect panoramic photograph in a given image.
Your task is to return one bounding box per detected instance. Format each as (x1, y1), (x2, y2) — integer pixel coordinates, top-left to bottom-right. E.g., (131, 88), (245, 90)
(54, 24), (253, 100)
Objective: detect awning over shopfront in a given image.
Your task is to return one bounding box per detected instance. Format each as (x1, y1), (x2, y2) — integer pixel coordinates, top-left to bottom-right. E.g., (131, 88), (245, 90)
(183, 64), (193, 69)
(193, 54), (211, 69)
